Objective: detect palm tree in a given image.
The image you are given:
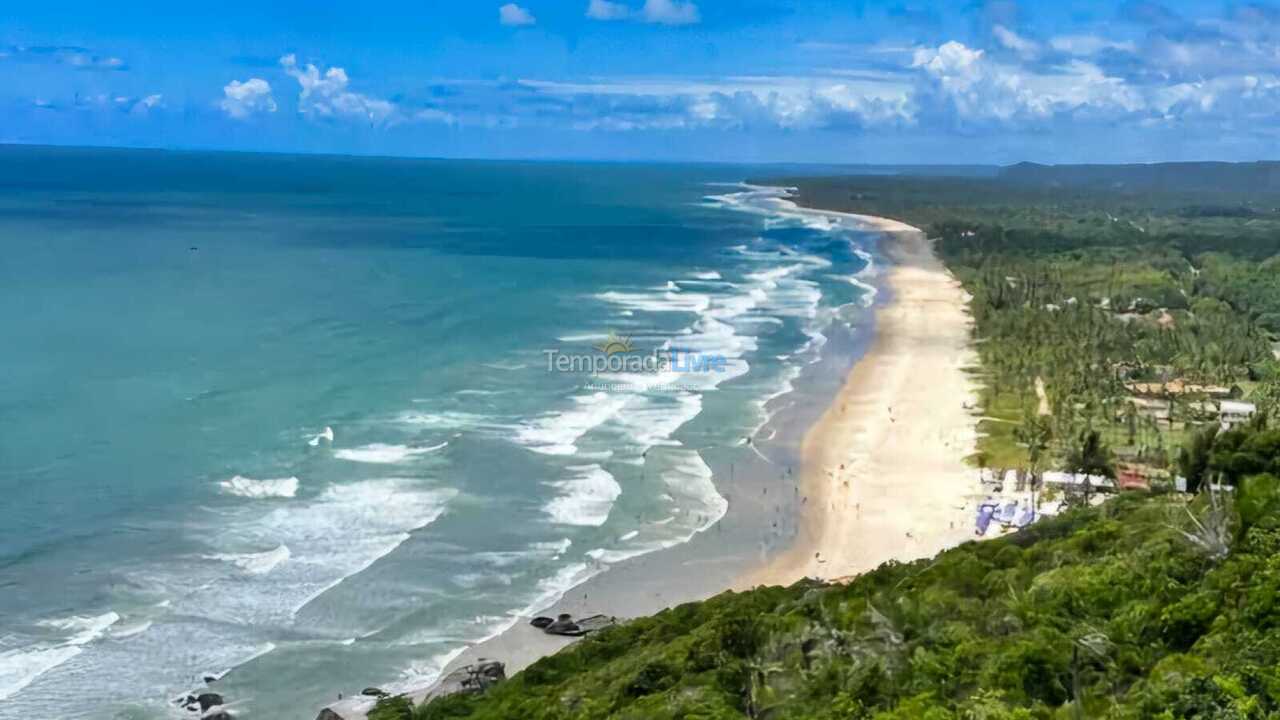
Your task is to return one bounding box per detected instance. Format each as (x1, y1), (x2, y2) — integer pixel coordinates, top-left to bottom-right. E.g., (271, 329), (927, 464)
(1122, 402), (1139, 445)
(1015, 412), (1053, 510)
(1066, 429), (1114, 505)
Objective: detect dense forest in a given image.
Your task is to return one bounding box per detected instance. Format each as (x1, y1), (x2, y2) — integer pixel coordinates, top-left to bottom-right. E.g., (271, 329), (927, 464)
(776, 172), (1280, 474)
(368, 423), (1280, 719)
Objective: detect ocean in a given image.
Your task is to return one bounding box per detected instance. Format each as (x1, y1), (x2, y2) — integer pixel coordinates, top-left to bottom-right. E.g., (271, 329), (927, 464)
(0, 147), (879, 719)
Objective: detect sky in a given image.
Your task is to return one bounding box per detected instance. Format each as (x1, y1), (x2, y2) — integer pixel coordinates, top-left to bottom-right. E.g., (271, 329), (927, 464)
(2, 0), (1279, 164)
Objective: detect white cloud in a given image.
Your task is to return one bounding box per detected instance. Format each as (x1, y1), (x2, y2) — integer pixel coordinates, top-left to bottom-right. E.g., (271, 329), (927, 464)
(136, 94), (162, 109)
(515, 74), (911, 131)
(80, 93), (162, 115)
(641, 0), (699, 25)
(586, 0), (632, 21)
(1049, 34), (1137, 56)
(911, 41), (1143, 123)
(280, 54), (396, 124)
(499, 3), (536, 26)
(219, 78), (277, 119)
(585, 0), (698, 24)
(992, 24), (1039, 59)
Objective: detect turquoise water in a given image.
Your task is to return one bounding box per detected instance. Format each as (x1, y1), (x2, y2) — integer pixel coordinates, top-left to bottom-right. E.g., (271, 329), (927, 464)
(0, 147), (877, 719)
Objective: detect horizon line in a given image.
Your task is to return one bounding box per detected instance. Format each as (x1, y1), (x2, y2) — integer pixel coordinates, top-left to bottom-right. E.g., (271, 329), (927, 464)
(4, 140), (1279, 170)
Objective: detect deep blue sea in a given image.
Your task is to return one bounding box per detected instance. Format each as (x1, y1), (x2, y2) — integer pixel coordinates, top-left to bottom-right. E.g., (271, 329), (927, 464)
(0, 147), (877, 719)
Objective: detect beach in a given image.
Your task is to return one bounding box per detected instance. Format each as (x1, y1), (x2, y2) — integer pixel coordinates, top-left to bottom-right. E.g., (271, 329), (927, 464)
(322, 201), (984, 719)
(742, 210), (983, 587)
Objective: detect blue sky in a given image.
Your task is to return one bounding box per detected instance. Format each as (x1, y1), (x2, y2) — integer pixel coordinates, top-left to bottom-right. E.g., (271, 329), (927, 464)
(3, 0), (1278, 163)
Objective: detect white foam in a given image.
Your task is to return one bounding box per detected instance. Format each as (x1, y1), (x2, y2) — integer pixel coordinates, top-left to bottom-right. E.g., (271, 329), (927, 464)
(691, 270), (722, 280)
(219, 475), (299, 499)
(308, 426), (334, 447)
(516, 392), (631, 456)
(596, 289), (711, 314)
(472, 538), (572, 568)
(206, 544), (292, 575)
(556, 333), (607, 343)
(333, 442), (447, 464)
(0, 645), (84, 702)
(109, 621), (153, 640)
(188, 480), (457, 627)
(398, 411), (509, 430)
(543, 465), (621, 527)
(36, 612), (122, 644)
(848, 274), (879, 307)
(661, 449), (729, 531)
(482, 361), (527, 371)
(515, 562), (601, 619)
(531, 538), (573, 555)
(0, 612), (121, 701)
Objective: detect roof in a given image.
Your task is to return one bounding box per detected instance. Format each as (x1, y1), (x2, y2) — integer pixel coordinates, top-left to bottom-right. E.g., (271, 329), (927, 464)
(1125, 380), (1233, 397)
(1220, 400), (1257, 414)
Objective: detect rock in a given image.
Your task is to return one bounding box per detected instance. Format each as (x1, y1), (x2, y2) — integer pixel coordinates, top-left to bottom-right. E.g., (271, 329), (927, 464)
(530, 616), (554, 629)
(196, 692), (224, 712)
(204, 712), (234, 720)
(544, 614), (584, 636)
(574, 614), (617, 633)
(360, 687), (388, 698)
(472, 660), (506, 688)
(204, 675), (219, 684)
(315, 710), (345, 720)
(428, 659), (508, 701)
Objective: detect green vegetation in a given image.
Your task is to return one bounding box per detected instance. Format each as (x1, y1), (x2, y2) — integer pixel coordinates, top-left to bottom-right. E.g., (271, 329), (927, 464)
(369, 696), (415, 720)
(408, 424), (1280, 719)
(774, 172), (1280, 474)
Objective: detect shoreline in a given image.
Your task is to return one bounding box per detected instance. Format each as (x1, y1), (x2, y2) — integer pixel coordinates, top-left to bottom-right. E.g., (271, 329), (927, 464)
(741, 207), (983, 587)
(319, 201), (983, 720)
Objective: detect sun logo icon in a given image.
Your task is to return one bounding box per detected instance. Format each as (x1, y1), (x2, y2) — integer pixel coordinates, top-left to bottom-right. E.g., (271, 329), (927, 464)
(594, 331), (635, 355)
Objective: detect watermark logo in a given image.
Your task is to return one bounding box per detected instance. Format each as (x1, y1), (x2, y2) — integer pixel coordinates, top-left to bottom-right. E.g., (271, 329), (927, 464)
(543, 330), (728, 378)
(593, 331), (635, 356)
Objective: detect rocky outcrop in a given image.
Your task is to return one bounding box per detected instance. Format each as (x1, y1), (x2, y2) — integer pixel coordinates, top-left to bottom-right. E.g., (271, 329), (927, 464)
(531, 612), (616, 636)
(196, 692), (224, 712)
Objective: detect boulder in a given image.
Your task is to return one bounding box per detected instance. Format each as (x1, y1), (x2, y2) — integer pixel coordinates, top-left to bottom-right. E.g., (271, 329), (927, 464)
(204, 712), (234, 720)
(196, 692), (224, 712)
(315, 710), (346, 720)
(472, 660), (506, 688)
(429, 659), (508, 700)
(544, 614), (584, 637)
(529, 616), (553, 629)
(360, 687), (388, 698)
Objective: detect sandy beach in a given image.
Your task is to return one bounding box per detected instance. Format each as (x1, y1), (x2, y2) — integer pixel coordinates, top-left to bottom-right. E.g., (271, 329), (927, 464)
(742, 210), (982, 587)
(321, 205), (984, 720)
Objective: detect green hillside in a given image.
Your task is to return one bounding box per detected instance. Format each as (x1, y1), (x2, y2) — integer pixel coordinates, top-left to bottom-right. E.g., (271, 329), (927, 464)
(371, 430), (1280, 720)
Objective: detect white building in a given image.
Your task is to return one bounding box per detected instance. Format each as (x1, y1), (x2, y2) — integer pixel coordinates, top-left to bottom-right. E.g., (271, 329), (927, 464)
(1219, 400), (1257, 431)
